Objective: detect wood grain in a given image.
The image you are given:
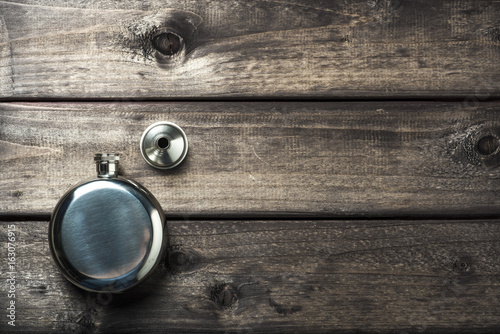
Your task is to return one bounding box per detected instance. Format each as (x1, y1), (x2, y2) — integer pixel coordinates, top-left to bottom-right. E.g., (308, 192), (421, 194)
(1, 219), (499, 333)
(1, 0), (500, 99)
(1, 101), (500, 217)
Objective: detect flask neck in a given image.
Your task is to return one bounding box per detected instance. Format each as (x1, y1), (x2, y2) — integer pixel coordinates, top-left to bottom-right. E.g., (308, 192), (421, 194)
(94, 153), (120, 178)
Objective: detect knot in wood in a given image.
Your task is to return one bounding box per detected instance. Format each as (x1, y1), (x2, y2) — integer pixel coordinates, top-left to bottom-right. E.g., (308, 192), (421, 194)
(210, 284), (237, 308)
(170, 251), (188, 267)
(152, 32), (183, 57)
(476, 135), (499, 156)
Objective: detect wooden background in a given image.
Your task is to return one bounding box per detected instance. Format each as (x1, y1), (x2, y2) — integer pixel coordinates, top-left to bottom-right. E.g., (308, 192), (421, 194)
(1, 0), (500, 333)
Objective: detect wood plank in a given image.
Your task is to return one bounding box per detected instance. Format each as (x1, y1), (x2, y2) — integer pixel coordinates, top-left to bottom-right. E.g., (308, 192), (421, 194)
(0, 0), (500, 99)
(2, 101), (500, 217)
(0, 221), (92, 333)
(1, 219), (500, 333)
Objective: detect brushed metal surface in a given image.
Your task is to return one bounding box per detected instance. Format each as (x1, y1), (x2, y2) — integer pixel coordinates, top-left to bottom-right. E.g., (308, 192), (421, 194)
(140, 121), (188, 169)
(50, 176), (165, 292)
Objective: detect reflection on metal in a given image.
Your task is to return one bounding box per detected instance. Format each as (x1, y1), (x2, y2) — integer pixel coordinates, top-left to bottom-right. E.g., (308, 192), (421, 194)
(49, 154), (165, 293)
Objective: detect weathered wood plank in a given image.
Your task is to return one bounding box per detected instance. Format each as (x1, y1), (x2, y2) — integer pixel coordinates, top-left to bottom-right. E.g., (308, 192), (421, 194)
(0, 0), (499, 99)
(1, 102), (500, 217)
(1, 219), (499, 333)
(0, 221), (93, 333)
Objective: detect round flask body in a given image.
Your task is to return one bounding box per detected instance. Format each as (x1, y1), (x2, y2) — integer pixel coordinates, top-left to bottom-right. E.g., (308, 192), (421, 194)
(49, 176), (165, 293)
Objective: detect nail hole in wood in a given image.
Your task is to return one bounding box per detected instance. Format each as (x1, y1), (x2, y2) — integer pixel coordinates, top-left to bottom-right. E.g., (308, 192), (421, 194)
(152, 32), (183, 57)
(476, 135), (499, 155)
(453, 257), (473, 275)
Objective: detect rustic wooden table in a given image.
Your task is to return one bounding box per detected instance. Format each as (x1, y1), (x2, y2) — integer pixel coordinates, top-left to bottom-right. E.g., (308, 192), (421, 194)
(1, 0), (500, 333)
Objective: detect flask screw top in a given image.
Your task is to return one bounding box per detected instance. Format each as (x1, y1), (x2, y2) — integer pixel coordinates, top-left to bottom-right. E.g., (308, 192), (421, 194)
(94, 153), (120, 178)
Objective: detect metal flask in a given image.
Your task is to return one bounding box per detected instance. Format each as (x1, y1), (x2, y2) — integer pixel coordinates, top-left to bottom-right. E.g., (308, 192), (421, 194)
(49, 153), (165, 293)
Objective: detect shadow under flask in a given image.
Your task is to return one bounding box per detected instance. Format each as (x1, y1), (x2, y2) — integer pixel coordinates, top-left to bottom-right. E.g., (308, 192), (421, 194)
(49, 153), (165, 293)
